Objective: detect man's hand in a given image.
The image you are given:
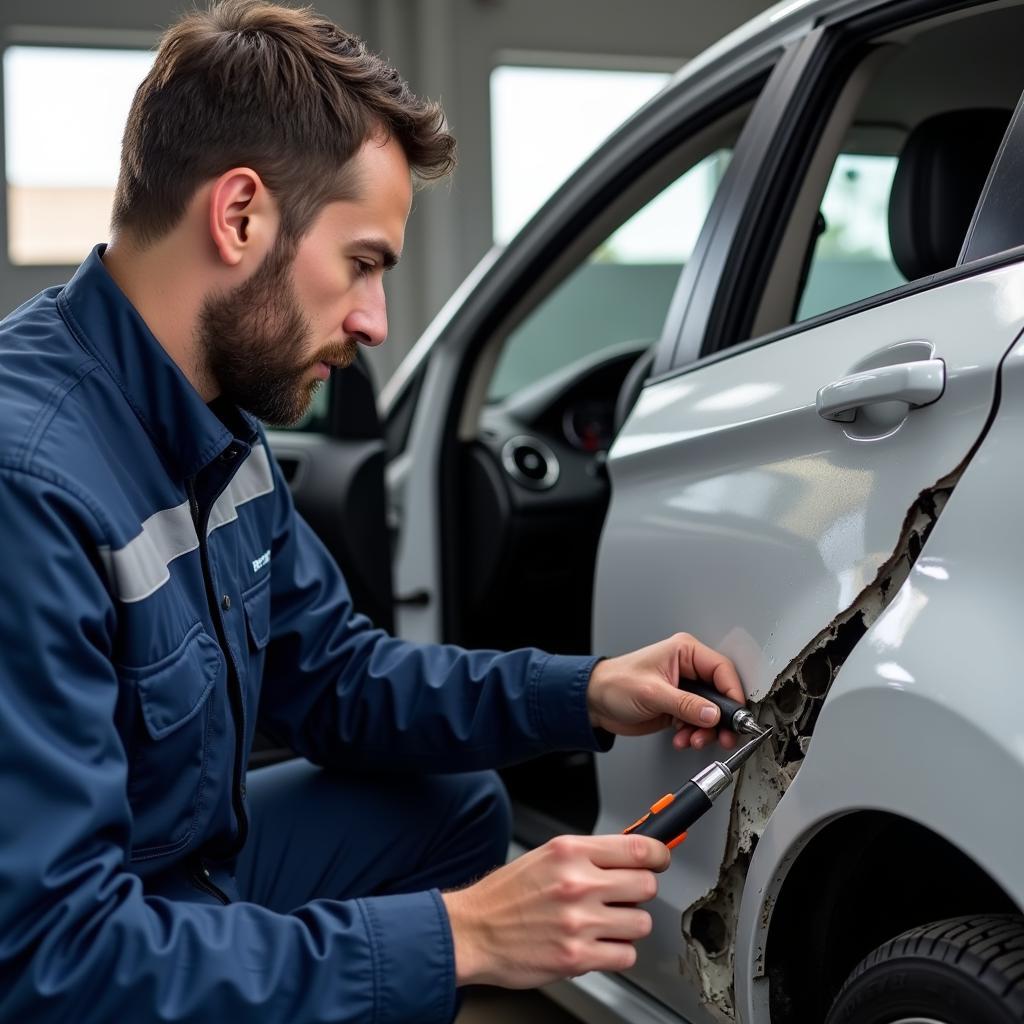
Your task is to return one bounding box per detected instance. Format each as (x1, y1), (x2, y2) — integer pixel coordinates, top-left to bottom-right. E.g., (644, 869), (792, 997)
(442, 834), (669, 988)
(586, 633), (745, 751)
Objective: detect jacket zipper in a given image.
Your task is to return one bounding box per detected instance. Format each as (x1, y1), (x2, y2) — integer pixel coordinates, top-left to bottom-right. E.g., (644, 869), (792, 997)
(190, 860), (231, 904)
(187, 476), (250, 860)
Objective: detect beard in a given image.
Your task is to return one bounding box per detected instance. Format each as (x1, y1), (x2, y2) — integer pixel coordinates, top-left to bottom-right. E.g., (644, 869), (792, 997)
(197, 243), (358, 426)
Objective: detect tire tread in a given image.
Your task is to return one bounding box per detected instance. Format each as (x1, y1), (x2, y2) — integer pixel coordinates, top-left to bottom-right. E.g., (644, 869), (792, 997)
(829, 914), (1024, 1023)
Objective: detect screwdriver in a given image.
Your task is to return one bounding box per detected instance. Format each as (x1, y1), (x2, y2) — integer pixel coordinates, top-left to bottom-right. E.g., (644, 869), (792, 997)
(680, 677), (765, 736)
(623, 727), (774, 849)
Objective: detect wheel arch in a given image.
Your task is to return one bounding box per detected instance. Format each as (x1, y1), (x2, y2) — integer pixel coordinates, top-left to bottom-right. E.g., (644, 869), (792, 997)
(763, 810), (1017, 1023)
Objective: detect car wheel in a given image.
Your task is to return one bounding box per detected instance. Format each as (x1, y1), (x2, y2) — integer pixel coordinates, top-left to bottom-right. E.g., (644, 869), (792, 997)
(825, 915), (1024, 1024)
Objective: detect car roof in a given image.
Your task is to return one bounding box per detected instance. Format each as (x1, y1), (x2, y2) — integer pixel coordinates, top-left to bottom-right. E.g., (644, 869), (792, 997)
(663, 0), (874, 93)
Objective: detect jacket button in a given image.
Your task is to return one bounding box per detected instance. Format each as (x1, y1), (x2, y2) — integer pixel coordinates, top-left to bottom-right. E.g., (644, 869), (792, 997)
(220, 446), (240, 463)
(221, 594), (231, 611)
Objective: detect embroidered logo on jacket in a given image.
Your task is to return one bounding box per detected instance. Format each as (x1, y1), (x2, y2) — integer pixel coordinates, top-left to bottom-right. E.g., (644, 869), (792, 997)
(252, 550), (271, 573)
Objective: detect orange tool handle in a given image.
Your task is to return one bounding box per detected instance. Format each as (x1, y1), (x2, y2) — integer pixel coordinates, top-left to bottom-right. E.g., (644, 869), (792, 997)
(622, 781), (713, 849)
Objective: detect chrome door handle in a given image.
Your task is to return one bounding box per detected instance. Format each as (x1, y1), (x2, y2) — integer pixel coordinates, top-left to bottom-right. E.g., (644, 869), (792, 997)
(815, 358), (945, 423)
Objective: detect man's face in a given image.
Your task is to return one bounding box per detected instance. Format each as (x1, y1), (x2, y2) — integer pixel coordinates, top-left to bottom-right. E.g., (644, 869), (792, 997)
(198, 135), (413, 426)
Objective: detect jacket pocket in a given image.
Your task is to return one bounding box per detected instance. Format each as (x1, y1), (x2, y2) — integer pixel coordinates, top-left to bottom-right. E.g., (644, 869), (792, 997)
(121, 623), (222, 860)
(242, 576), (270, 651)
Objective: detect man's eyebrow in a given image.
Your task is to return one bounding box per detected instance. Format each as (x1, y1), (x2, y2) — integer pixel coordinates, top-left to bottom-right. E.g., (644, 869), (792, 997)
(351, 238), (400, 270)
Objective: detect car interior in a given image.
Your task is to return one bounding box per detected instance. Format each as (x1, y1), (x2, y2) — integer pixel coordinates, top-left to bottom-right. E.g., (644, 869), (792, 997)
(436, 2), (1024, 846)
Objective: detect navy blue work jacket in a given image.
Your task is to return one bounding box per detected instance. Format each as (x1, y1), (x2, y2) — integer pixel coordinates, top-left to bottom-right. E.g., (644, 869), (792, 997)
(0, 246), (606, 1022)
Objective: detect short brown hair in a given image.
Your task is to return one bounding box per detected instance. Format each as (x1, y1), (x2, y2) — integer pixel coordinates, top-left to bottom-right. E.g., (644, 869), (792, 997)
(112, 0), (455, 246)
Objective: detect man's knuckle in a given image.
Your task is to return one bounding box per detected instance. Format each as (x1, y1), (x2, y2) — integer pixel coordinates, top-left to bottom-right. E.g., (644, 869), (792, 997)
(641, 872), (658, 902)
(558, 939), (584, 973)
(628, 834), (649, 865)
(548, 835), (577, 861)
(677, 693), (698, 715)
(559, 909), (586, 936)
(553, 874), (587, 903)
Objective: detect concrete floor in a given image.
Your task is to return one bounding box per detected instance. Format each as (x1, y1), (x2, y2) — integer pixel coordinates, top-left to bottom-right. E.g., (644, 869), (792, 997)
(456, 986), (582, 1023)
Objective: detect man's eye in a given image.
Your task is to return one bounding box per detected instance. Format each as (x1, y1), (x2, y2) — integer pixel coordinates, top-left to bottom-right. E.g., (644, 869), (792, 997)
(354, 259), (375, 278)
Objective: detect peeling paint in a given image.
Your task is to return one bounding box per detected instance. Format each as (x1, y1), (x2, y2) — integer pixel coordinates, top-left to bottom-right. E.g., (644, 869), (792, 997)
(679, 467), (962, 1020)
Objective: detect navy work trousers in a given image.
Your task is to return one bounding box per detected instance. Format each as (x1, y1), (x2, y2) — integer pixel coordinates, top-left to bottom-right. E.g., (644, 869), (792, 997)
(235, 760), (512, 912)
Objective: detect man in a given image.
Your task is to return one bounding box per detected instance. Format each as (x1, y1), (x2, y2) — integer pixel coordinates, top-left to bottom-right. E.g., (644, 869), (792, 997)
(0, 3), (745, 1021)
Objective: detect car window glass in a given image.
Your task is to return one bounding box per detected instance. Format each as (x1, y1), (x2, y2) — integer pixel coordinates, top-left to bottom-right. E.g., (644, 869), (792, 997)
(487, 149), (731, 402)
(747, 5), (1024, 344)
(796, 153), (902, 321)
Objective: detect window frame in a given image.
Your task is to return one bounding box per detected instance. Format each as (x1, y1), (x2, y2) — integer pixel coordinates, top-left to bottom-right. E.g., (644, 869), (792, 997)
(438, 59), (778, 447)
(655, 0), (1023, 381)
(654, 25), (835, 373)
(959, 84), (1024, 265)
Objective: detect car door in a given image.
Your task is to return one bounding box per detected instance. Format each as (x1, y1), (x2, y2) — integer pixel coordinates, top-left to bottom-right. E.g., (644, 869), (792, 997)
(592, 4), (1024, 1021)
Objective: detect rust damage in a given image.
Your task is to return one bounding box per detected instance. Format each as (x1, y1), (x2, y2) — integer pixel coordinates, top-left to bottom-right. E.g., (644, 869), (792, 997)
(680, 466), (962, 1020)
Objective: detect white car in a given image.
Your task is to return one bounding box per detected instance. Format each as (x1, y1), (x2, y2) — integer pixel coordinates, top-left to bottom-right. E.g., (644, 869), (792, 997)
(268, 0), (1024, 1020)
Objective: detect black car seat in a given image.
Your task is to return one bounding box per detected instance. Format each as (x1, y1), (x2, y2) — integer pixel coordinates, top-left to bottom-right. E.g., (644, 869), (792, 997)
(888, 108), (1011, 280)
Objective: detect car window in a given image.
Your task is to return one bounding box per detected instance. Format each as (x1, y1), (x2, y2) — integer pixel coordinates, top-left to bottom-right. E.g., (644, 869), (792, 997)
(745, 4), (1024, 344)
(795, 152), (903, 322)
(487, 149), (731, 402)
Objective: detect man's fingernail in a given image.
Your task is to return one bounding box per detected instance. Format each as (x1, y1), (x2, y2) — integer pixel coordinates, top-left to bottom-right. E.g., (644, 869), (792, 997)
(700, 706), (718, 724)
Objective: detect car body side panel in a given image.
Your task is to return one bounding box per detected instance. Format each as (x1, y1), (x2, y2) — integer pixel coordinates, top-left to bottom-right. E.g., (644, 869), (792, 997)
(592, 262), (1024, 1019)
(734, 332), (1024, 1022)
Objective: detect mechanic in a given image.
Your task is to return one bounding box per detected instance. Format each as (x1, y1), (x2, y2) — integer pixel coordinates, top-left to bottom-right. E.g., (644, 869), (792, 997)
(0, 2), (745, 1021)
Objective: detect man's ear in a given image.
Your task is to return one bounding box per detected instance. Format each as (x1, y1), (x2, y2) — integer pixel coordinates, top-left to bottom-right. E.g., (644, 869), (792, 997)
(208, 168), (277, 267)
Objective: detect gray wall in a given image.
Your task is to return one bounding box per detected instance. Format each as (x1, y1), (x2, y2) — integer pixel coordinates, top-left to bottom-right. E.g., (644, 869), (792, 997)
(0, 0), (771, 384)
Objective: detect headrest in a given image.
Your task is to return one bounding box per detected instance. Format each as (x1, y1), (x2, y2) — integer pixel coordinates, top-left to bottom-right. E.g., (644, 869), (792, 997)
(888, 108), (1011, 280)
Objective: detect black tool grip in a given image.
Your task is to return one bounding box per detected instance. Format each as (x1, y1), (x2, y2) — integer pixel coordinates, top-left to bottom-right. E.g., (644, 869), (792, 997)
(679, 677), (745, 729)
(626, 782), (713, 846)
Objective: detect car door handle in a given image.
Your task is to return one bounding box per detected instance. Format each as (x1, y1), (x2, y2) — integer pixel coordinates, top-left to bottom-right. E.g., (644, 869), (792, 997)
(816, 359), (945, 423)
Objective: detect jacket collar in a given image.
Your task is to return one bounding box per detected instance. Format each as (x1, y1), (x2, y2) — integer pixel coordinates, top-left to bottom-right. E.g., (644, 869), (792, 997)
(57, 244), (260, 480)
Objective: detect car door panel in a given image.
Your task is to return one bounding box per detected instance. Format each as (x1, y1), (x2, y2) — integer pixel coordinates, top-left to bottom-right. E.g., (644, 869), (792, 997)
(592, 260), (1024, 1020)
(265, 430), (394, 632)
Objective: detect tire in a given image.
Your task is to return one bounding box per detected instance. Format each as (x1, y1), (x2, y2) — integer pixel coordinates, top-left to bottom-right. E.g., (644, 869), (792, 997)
(825, 915), (1024, 1024)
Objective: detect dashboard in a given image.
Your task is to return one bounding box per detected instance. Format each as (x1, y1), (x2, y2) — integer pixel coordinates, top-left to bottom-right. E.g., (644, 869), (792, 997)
(561, 398), (617, 454)
(477, 340), (650, 502)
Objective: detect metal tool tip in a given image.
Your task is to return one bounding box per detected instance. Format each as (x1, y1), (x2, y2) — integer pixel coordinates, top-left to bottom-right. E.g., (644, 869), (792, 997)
(722, 726), (774, 772)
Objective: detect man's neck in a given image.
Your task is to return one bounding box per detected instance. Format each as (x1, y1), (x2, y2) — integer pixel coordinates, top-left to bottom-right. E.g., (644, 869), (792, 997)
(102, 238), (217, 401)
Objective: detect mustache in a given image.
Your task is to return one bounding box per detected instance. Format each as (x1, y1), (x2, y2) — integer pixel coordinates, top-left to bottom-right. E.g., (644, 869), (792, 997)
(310, 338), (359, 370)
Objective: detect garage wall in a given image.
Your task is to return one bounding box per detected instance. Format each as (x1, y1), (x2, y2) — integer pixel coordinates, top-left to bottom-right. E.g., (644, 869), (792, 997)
(0, 0), (771, 383)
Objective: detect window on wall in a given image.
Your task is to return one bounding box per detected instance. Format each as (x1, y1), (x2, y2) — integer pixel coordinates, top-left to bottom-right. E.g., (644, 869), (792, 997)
(490, 65), (672, 243)
(3, 46), (154, 265)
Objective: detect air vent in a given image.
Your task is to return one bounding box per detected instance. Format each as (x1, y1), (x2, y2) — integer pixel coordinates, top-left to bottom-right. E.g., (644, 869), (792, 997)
(501, 436), (559, 490)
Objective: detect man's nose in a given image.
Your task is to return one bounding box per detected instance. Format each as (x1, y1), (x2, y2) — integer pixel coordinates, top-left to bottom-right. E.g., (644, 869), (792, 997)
(343, 284), (388, 347)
